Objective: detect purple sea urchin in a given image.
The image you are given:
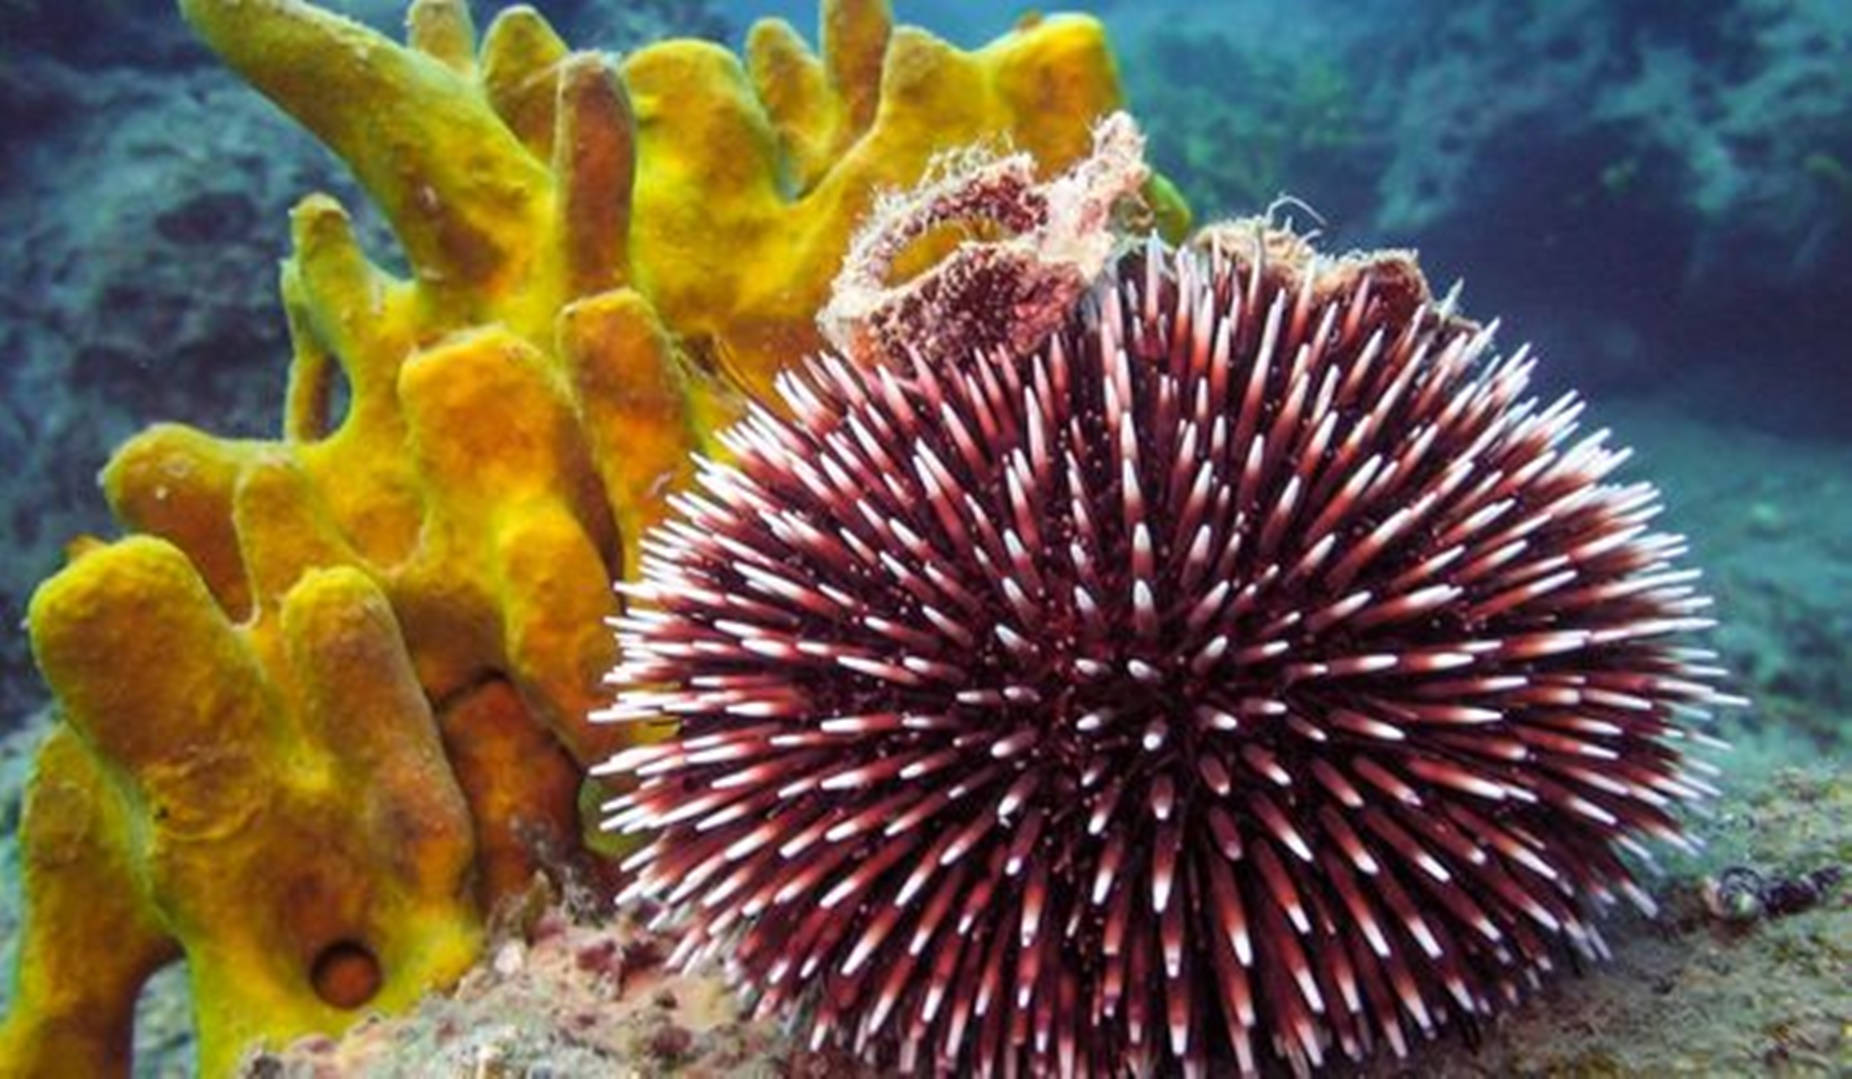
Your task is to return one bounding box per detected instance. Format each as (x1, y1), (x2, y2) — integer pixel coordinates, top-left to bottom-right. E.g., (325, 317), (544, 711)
(595, 132), (1736, 1077)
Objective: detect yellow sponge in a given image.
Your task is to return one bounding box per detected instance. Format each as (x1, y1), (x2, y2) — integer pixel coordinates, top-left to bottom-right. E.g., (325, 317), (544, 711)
(5, 540), (482, 1077)
(0, 1), (1186, 1074)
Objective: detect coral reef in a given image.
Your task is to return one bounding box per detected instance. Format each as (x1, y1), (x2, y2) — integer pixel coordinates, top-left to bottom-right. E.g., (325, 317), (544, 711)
(1353, 0), (1852, 259)
(1113, 0), (1852, 434)
(1366, 0), (1852, 430)
(0, 0), (1179, 1075)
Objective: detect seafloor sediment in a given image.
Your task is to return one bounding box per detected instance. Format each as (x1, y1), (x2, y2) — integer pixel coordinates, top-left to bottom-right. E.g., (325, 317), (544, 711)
(244, 757), (1851, 1078)
(14, 749), (1830, 1077)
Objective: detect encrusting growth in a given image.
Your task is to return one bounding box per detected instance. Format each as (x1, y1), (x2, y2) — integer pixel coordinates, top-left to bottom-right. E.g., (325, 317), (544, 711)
(599, 116), (1738, 1076)
(821, 112), (1155, 373)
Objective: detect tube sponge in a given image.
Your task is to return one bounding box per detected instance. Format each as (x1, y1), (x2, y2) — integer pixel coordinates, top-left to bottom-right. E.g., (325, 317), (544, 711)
(6, 539), (482, 1077)
(0, 0), (1186, 1074)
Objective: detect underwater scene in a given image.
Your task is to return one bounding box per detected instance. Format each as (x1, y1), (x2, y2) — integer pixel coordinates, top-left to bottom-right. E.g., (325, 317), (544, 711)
(0, 0), (1847, 1075)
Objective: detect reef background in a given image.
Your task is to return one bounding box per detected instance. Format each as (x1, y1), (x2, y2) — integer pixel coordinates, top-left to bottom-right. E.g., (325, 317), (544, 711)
(0, 0), (1847, 1074)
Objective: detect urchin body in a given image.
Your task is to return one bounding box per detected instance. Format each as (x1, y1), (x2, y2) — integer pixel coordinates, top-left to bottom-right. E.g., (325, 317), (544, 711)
(597, 224), (1732, 1077)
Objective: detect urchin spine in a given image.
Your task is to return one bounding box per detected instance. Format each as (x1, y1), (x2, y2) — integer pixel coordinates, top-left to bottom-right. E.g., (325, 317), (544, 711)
(595, 227), (1735, 1077)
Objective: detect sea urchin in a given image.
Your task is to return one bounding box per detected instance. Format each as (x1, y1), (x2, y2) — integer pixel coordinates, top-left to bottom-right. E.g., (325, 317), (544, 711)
(595, 141), (1734, 1077)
